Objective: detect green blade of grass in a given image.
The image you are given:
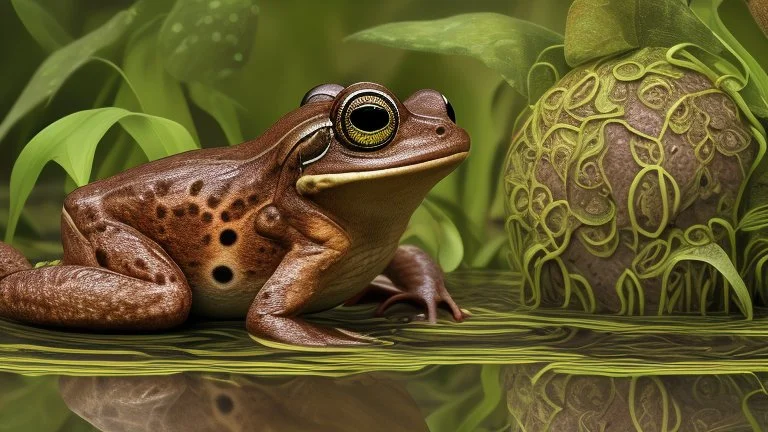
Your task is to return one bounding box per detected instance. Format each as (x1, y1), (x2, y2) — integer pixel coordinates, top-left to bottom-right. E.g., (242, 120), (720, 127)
(10, 0), (73, 53)
(188, 82), (245, 145)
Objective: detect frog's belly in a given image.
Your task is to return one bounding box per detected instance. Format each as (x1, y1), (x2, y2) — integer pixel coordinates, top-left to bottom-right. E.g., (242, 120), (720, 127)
(305, 242), (398, 312)
(188, 270), (269, 318)
(186, 244), (396, 318)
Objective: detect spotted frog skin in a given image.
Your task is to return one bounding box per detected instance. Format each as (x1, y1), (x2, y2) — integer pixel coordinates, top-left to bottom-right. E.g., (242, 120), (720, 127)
(0, 82), (470, 346)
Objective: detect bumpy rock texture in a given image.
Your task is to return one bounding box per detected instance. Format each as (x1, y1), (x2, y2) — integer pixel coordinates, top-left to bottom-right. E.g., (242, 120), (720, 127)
(504, 47), (758, 314)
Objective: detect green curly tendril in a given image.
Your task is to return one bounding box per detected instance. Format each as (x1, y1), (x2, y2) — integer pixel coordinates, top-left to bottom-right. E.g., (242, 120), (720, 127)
(504, 46), (768, 318)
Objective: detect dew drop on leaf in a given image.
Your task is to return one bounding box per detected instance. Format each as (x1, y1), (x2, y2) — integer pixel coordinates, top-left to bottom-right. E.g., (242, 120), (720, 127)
(158, 0), (258, 82)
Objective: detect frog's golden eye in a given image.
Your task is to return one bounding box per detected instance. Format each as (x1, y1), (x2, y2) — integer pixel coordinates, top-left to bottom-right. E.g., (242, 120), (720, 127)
(336, 91), (398, 150)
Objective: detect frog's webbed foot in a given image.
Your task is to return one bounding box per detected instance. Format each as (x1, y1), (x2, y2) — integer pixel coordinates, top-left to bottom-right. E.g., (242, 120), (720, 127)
(347, 245), (466, 324)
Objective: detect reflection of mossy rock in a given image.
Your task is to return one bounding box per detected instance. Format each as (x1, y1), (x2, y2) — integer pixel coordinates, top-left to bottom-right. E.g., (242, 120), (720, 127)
(504, 364), (768, 431)
(504, 47), (758, 314)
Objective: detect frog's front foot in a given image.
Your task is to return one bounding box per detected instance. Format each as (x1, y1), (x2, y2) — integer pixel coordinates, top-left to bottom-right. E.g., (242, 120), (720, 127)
(244, 234), (376, 347)
(246, 314), (374, 347)
(346, 245), (466, 323)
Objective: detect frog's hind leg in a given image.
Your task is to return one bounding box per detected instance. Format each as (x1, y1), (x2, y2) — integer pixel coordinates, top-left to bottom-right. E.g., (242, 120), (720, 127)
(0, 210), (192, 331)
(0, 242), (32, 278)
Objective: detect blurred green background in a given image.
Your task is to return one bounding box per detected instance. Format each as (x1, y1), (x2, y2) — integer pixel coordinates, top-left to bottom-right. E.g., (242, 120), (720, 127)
(0, 0), (571, 265)
(1, 0), (764, 268)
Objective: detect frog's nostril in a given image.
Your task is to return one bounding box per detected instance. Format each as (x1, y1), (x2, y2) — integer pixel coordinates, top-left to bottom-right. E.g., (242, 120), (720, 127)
(442, 94), (456, 123)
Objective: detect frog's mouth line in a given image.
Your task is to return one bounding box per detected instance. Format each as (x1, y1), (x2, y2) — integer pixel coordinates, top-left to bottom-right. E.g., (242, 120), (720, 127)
(296, 152), (469, 195)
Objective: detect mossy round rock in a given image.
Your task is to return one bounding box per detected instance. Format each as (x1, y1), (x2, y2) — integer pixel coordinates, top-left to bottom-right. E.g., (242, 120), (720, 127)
(504, 47), (759, 315)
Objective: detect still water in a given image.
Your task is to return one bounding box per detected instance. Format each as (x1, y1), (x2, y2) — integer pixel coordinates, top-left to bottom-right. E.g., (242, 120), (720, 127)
(1, 271), (766, 431)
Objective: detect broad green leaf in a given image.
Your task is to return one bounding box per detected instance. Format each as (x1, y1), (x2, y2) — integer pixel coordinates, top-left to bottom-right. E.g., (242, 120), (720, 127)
(158, 0), (260, 82)
(11, 0), (73, 53)
(189, 82), (244, 145)
(660, 243), (752, 320)
(5, 108), (198, 243)
(564, 0), (724, 67)
(116, 27), (200, 144)
(402, 199), (464, 271)
(0, 5), (138, 143)
(690, 0), (768, 118)
(347, 13), (563, 97)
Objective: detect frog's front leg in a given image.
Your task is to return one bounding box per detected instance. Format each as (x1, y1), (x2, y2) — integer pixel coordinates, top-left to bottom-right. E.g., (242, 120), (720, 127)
(346, 245), (466, 323)
(0, 208), (191, 330)
(247, 205), (371, 346)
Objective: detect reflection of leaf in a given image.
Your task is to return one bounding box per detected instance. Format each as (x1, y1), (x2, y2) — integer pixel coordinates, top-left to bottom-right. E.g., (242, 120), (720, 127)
(189, 82), (244, 145)
(5, 108), (198, 243)
(347, 13), (563, 97)
(402, 200), (464, 271)
(565, 0), (723, 67)
(11, 0), (73, 53)
(0, 375), (85, 432)
(158, 0), (259, 83)
(0, 5), (138, 143)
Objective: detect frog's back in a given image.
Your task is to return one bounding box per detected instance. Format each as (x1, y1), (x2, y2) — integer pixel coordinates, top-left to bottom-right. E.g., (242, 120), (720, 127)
(63, 143), (287, 318)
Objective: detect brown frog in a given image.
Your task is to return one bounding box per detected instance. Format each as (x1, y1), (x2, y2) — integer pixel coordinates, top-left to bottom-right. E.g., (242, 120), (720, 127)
(0, 82), (469, 346)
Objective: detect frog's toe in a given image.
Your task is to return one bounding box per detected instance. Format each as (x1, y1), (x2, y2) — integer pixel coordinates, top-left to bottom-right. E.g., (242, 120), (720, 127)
(246, 314), (378, 348)
(374, 288), (466, 324)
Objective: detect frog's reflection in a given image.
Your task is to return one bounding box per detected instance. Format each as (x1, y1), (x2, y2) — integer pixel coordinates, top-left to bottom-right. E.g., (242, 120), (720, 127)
(60, 373), (429, 432)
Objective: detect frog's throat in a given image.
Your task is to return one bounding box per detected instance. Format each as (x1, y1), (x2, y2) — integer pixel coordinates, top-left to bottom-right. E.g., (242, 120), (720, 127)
(296, 152), (468, 195)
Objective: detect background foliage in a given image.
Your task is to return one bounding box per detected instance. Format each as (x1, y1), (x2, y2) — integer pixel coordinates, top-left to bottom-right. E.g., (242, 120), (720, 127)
(3, 0), (765, 276)
(0, 0), (572, 269)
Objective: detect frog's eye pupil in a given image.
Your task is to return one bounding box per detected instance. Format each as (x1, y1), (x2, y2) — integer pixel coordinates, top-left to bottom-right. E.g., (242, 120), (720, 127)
(350, 104), (390, 132)
(335, 90), (399, 150)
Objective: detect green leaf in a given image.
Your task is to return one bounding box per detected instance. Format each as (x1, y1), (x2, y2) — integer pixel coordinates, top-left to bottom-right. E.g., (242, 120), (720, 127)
(564, 0), (724, 67)
(0, 5), (138, 143)
(347, 12), (563, 97)
(660, 243), (752, 320)
(158, 0), (259, 82)
(402, 199), (464, 272)
(690, 0), (768, 118)
(116, 27), (200, 144)
(5, 108), (198, 243)
(470, 235), (508, 268)
(189, 82), (244, 145)
(11, 0), (73, 53)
